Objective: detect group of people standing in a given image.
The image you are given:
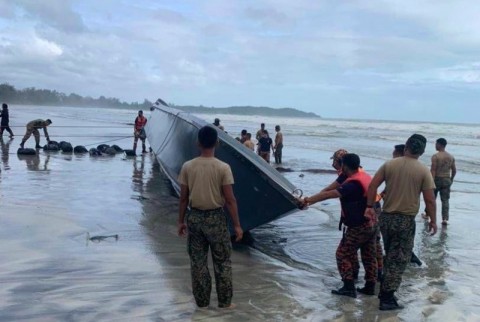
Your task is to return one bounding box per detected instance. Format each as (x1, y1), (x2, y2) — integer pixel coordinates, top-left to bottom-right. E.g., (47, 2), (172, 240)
(299, 134), (456, 310)
(176, 124), (456, 312)
(213, 118), (284, 164)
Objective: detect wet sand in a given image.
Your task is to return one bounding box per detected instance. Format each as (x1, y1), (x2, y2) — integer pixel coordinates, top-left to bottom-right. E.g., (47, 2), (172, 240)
(1, 105), (479, 321)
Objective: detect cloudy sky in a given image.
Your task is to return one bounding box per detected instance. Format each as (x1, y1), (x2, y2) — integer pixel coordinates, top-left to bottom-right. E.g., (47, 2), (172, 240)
(1, 0), (479, 123)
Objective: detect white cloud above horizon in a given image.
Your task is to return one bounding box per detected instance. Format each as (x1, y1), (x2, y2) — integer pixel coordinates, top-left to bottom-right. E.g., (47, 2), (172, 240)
(0, 0), (479, 123)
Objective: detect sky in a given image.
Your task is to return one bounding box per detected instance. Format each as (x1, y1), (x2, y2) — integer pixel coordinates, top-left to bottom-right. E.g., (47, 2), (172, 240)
(0, 0), (479, 123)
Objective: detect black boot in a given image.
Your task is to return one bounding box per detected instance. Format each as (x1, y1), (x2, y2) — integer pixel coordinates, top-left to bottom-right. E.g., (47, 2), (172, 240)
(332, 279), (356, 298)
(379, 291), (403, 311)
(377, 268), (383, 282)
(411, 252), (422, 266)
(142, 144), (147, 153)
(357, 281), (376, 296)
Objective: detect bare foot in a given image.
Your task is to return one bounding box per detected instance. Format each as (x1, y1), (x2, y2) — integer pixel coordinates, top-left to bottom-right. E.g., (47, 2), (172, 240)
(219, 303), (236, 309)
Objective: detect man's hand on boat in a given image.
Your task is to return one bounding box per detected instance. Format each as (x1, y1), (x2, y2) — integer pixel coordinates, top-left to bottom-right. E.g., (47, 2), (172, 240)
(178, 222), (187, 237)
(296, 197), (308, 210)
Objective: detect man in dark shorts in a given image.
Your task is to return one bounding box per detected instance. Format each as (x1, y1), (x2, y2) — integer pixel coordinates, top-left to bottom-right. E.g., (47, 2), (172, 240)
(257, 130), (273, 163)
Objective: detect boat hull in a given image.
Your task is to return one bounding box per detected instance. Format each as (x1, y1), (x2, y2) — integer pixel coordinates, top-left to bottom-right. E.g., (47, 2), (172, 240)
(145, 104), (299, 233)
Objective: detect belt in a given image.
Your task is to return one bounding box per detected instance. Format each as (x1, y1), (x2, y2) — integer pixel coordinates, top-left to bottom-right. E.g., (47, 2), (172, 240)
(191, 207), (223, 213)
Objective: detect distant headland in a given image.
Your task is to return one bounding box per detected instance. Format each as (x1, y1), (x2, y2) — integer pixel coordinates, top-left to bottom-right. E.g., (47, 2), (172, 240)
(0, 83), (320, 118)
(170, 104), (321, 118)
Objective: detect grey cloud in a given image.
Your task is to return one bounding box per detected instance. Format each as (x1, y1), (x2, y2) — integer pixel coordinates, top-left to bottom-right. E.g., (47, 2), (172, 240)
(0, 0), (15, 18)
(244, 7), (291, 28)
(16, 0), (86, 33)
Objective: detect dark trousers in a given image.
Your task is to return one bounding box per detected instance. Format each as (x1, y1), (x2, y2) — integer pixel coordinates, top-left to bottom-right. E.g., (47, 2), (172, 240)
(187, 208), (233, 307)
(336, 223), (378, 282)
(0, 126), (13, 136)
(380, 213), (415, 292)
(274, 143), (283, 164)
(434, 177), (452, 221)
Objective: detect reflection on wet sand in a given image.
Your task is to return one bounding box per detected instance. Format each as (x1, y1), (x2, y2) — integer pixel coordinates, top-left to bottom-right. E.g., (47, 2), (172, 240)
(0, 137), (13, 170)
(17, 152), (50, 171)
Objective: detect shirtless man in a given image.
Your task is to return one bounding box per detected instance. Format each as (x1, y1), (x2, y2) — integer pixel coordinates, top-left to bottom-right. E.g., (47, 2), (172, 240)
(431, 138), (456, 225)
(243, 133), (255, 151)
(274, 125), (283, 164)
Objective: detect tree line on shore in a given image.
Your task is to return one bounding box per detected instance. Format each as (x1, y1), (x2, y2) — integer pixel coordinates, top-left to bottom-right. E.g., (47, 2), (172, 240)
(0, 83), (320, 118)
(0, 83), (152, 110)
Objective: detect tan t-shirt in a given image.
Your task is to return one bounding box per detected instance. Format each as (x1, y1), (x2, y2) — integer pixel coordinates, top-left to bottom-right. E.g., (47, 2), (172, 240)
(432, 151), (455, 178)
(379, 157), (435, 216)
(178, 157), (234, 210)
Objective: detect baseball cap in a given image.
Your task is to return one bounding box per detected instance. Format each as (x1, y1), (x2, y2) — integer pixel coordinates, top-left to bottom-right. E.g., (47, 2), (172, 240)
(330, 149), (348, 161)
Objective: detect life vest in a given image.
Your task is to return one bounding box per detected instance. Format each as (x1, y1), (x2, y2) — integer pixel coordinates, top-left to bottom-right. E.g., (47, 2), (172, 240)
(340, 170), (372, 227)
(135, 116), (147, 131)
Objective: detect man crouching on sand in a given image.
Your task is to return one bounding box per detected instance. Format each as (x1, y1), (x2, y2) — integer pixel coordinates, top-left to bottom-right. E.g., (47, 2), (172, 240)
(177, 125), (243, 309)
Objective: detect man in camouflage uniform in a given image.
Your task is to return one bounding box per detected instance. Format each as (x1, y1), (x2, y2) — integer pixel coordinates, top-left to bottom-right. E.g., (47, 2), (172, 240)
(366, 134), (437, 310)
(302, 153), (378, 298)
(177, 125), (243, 309)
(20, 119), (52, 149)
(430, 138), (456, 225)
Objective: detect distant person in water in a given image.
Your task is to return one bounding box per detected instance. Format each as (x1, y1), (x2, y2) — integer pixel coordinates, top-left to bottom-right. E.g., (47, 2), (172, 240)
(177, 125), (242, 309)
(243, 133), (255, 151)
(274, 125), (283, 164)
(240, 129), (247, 143)
(257, 130), (273, 163)
(20, 119), (52, 149)
(256, 123), (265, 141)
(0, 103), (14, 138)
(133, 110), (147, 154)
(213, 118), (224, 131)
(430, 138), (456, 225)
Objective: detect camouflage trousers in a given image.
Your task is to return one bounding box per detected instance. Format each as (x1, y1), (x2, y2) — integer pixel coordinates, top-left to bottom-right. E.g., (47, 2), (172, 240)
(22, 126), (40, 143)
(352, 233), (384, 278)
(435, 177), (452, 221)
(379, 213), (415, 292)
(187, 208), (233, 308)
(336, 223), (378, 282)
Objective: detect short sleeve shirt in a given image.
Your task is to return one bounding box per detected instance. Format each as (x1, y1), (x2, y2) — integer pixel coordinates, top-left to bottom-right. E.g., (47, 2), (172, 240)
(178, 157), (234, 210)
(379, 157), (435, 215)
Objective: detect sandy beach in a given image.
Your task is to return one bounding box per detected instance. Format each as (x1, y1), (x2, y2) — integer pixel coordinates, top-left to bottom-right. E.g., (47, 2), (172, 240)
(1, 105), (479, 321)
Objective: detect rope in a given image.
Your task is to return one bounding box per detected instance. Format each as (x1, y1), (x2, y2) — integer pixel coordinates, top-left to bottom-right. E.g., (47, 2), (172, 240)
(84, 136), (133, 147)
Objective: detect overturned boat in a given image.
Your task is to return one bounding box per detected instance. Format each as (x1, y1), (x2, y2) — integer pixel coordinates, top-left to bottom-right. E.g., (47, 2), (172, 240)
(145, 99), (300, 233)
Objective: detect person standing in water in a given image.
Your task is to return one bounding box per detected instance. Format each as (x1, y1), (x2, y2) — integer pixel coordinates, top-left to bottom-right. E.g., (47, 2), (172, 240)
(178, 125), (243, 309)
(365, 134), (437, 311)
(0, 103), (14, 138)
(274, 125), (283, 164)
(430, 138), (456, 225)
(133, 110), (147, 154)
(301, 154), (378, 298)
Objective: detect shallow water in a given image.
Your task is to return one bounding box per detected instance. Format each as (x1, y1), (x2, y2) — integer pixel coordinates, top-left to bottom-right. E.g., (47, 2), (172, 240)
(0, 105), (479, 321)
